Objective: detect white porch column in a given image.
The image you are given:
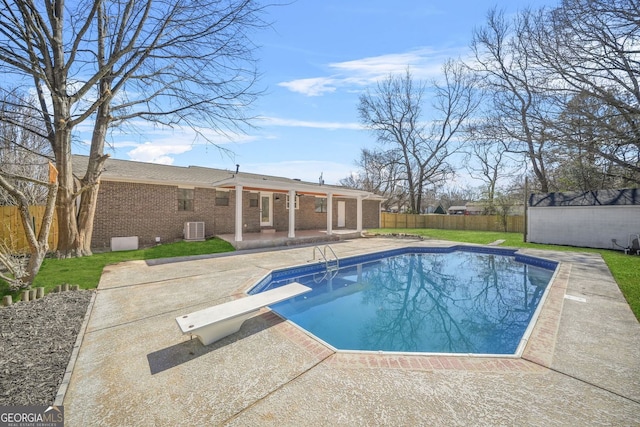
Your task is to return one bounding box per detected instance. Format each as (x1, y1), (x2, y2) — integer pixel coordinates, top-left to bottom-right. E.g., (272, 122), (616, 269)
(288, 189), (296, 238)
(326, 192), (333, 235)
(356, 196), (363, 232)
(234, 185), (243, 242)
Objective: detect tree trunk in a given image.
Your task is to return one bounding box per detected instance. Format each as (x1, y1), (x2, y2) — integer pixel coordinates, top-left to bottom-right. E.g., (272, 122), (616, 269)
(530, 151), (550, 193)
(415, 176), (424, 214)
(54, 76), (111, 257)
(24, 174), (60, 284)
(54, 111), (84, 257)
(55, 184), (82, 257)
(76, 85), (112, 256)
(23, 241), (49, 286)
(0, 166), (58, 288)
(76, 184), (100, 256)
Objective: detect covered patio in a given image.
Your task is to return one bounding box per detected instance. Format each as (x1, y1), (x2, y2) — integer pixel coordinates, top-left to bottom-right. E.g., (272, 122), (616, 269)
(210, 174), (383, 247)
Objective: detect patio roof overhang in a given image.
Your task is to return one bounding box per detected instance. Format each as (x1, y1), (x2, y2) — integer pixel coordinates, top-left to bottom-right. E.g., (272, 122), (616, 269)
(211, 175), (384, 200)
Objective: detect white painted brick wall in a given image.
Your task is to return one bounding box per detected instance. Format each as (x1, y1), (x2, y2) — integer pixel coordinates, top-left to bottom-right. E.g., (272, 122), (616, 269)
(528, 206), (640, 250)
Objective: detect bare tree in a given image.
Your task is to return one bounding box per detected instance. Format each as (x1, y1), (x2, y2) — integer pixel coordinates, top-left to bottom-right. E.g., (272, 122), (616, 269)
(0, 90), (56, 289)
(436, 185), (480, 211)
(463, 128), (519, 213)
(550, 92), (629, 190)
(0, 165), (57, 290)
(525, 0), (640, 184)
(358, 64), (479, 213)
(471, 8), (559, 193)
(0, 91), (53, 205)
(0, 0), (269, 257)
(339, 148), (408, 211)
(472, 2), (640, 192)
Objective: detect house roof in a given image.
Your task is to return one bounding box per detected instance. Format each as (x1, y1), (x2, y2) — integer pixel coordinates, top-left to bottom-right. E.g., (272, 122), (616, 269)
(433, 205), (446, 214)
(72, 155), (384, 200)
(447, 204), (484, 213)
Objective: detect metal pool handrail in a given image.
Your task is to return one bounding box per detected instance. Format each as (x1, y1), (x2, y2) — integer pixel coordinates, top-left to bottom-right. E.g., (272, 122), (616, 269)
(312, 244), (340, 281)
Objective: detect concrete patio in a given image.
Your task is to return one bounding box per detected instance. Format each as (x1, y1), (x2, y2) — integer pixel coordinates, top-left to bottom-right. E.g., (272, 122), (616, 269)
(62, 237), (640, 426)
(217, 229), (362, 250)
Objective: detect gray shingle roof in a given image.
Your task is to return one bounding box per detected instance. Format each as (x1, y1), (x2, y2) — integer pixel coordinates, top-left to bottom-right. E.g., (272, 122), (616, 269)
(71, 155), (361, 196)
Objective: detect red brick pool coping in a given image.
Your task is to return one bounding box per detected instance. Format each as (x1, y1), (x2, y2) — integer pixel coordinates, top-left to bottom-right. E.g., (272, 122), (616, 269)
(264, 262), (570, 374)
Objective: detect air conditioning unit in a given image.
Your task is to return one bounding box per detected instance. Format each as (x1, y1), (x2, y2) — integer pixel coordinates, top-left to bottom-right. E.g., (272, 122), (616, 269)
(184, 222), (205, 241)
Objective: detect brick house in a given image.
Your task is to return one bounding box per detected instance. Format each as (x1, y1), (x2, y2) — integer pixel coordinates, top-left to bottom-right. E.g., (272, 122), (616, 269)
(73, 156), (384, 250)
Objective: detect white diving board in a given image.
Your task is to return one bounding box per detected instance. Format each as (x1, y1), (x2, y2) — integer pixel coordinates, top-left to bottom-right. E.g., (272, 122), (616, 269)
(176, 282), (312, 345)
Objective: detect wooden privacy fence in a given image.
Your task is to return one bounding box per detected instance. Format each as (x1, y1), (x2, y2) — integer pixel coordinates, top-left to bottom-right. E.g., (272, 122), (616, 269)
(0, 206), (58, 253)
(381, 212), (524, 233)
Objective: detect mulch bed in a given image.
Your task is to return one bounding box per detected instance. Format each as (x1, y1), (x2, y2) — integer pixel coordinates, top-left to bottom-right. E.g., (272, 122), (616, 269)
(0, 290), (93, 405)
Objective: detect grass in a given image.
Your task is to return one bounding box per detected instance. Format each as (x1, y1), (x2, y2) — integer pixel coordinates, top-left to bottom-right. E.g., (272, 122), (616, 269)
(0, 237), (235, 302)
(2, 229), (638, 322)
(372, 228), (640, 321)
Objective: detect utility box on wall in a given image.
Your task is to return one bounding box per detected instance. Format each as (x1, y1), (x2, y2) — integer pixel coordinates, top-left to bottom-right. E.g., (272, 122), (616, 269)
(111, 236), (139, 251)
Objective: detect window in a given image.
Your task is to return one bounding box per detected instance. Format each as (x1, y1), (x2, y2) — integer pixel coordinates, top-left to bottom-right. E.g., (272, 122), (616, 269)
(315, 197), (327, 213)
(178, 188), (194, 211)
(215, 191), (229, 206)
(286, 194), (299, 210)
(249, 193), (259, 208)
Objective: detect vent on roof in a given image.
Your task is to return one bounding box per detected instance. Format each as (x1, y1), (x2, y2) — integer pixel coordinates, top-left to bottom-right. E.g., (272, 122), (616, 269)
(184, 222), (205, 241)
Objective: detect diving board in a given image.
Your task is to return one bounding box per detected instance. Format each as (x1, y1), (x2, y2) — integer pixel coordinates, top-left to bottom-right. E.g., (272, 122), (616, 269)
(176, 282), (312, 345)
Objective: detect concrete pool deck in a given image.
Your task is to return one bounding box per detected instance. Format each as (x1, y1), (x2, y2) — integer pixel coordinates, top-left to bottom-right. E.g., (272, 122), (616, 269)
(63, 238), (640, 426)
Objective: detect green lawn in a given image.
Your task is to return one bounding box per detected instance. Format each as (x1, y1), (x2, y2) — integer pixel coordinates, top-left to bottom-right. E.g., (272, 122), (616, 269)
(0, 237), (235, 302)
(2, 230), (638, 323)
(372, 228), (640, 321)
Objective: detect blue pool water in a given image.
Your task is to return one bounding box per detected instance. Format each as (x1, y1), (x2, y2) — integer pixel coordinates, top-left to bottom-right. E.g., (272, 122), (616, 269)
(250, 247), (557, 355)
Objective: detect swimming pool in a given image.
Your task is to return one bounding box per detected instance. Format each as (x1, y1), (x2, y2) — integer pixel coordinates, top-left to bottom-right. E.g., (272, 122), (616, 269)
(249, 246), (558, 355)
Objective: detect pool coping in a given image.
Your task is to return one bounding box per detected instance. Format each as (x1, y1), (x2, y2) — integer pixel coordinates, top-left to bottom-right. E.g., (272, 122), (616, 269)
(247, 244), (562, 362)
(61, 237), (640, 426)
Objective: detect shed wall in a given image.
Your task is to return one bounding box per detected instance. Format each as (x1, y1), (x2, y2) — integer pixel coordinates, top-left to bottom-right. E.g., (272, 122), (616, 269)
(527, 206), (640, 249)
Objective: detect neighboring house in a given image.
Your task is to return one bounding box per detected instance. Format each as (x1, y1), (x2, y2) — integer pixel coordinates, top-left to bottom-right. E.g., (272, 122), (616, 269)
(461, 203), (484, 215)
(447, 205), (468, 215)
(432, 205), (446, 215)
(73, 155), (385, 250)
(448, 203), (524, 216)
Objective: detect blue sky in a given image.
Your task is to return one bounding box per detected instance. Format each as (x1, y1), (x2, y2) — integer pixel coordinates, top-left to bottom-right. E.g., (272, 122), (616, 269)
(95, 0), (559, 185)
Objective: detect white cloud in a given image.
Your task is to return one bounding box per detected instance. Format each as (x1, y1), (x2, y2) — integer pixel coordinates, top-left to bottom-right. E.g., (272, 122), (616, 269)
(258, 116), (362, 130)
(127, 142), (193, 164)
(330, 48), (439, 78)
(278, 77), (338, 97)
(89, 122), (259, 165)
(279, 47), (459, 96)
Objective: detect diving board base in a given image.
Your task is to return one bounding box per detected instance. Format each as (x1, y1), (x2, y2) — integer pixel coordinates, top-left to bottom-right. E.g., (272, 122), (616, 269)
(176, 282), (312, 346)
